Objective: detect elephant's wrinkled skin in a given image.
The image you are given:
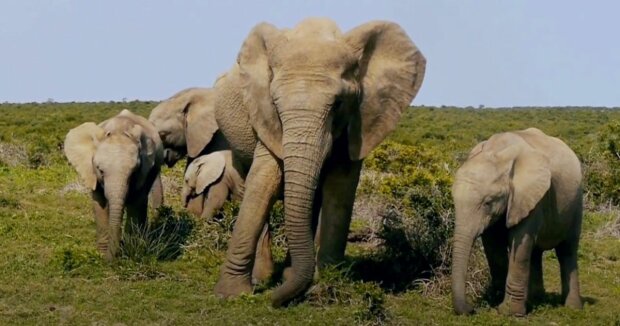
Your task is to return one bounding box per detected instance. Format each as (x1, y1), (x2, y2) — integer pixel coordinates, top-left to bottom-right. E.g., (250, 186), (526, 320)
(451, 128), (583, 316)
(148, 87), (274, 283)
(64, 109), (164, 261)
(211, 18), (426, 306)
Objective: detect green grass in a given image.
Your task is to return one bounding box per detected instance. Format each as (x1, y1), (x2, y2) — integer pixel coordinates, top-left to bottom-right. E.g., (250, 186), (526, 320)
(0, 103), (619, 324)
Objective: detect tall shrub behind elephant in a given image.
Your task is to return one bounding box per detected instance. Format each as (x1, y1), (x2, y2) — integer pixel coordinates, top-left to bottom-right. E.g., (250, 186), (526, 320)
(451, 128), (583, 317)
(148, 88), (274, 283)
(212, 18), (426, 306)
(64, 109), (164, 261)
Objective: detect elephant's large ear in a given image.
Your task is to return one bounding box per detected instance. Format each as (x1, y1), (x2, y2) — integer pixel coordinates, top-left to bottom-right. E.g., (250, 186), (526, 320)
(506, 149), (551, 228)
(345, 21), (426, 160)
(185, 89), (219, 158)
(195, 152), (226, 194)
(64, 122), (105, 190)
(238, 22), (283, 158)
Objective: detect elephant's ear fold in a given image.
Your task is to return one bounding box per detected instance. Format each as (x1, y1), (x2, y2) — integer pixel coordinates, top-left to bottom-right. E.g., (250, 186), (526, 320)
(467, 141), (487, 159)
(345, 21), (426, 160)
(64, 122), (104, 190)
(238, 22), (283, 158)
(506, 149), (551, 228)
(185, 89), (218, 158)
(195, 152), (226, 194)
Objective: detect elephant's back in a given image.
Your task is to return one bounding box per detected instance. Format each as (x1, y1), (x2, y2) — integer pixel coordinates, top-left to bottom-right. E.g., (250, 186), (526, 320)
(214, 65), (257, 166)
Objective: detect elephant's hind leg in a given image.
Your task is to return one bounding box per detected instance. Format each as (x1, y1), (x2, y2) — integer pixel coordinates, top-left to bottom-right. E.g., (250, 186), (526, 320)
(556, 240), (583, 309)
(215, 142), (282, 298)
(252, 223), (274, 284)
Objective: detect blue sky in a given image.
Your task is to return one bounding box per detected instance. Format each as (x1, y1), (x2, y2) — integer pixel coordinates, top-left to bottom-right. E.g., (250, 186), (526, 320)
(1, 1), (618, 106)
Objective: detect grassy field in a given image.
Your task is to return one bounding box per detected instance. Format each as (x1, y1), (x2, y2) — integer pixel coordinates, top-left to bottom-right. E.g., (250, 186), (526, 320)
(0, 103), (619, 325)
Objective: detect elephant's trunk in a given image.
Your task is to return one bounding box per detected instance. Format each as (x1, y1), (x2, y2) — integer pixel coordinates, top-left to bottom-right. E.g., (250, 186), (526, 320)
(451, 223), (478, 315)
(104, 178), (129, 261)
(271, 109), (332, 307)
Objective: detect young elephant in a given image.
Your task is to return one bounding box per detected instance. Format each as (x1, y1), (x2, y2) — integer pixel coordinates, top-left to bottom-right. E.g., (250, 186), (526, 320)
(64, 109), (164, 261)
(182, 151), (244, 220)
(451, 128), (583, 316)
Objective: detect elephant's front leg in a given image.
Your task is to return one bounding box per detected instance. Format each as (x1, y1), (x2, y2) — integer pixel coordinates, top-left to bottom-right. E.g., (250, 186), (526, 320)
(91, 190), (110, 257)
(201, 182), (230, 220)
(186, 194), (205, 218)
(528, 248), (545, 301)
(481, 222), (508, 302)
(498, 224), (536, 317)
(215, 142), (282, 298)
(316, 150), (362, 268)
(126, 193), (148, 236)
(149, 174), (164, 209)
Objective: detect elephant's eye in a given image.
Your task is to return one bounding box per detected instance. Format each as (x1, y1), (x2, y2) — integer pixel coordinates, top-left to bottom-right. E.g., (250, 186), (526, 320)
(482, 197), (493, 208)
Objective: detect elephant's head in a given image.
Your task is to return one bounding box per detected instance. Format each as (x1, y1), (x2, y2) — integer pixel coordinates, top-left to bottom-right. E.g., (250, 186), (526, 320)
(148, 87), (218, 167)
(64, 110), (159, 259)
(451, 134), (551, 314)
(181, 152), (226, 211)
(235, 18), (426, 306)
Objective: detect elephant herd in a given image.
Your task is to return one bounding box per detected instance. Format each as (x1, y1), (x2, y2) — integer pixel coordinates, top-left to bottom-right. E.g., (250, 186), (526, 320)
(63, 18), (584, 317)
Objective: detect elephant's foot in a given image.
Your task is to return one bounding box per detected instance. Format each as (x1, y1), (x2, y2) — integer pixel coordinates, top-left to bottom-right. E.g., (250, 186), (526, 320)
(498, 298), (526, 317)
(564, 295), (583, 309)
(453, 301), (474, 315)
(214, 273), (253, 298)
(528, 285), (545, 302)
(251, 257), (274, 285)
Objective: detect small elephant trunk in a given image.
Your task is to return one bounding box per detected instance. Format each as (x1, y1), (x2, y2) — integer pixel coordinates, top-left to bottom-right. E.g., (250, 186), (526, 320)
(104, 178), (129, 261)
(271, 113), (331, 307)
(451, 226), (477, 315)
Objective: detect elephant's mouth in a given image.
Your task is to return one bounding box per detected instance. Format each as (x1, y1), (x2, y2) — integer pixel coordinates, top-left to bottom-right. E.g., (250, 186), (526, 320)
(163, 149), (183, 167)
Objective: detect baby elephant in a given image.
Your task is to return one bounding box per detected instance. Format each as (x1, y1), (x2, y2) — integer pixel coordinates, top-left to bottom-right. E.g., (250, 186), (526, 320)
(64, 109), (164, 261)
(451, 128), (583, 316)
(182, 151), (244, 220)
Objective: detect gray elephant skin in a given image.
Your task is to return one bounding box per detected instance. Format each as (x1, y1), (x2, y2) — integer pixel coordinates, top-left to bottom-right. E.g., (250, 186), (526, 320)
(64, 109), (164, 261)
(148, 87), (274, 283)
(181, 151), (245, 220)
(211, 18), (426, 307)
(451, 128), (583, 316)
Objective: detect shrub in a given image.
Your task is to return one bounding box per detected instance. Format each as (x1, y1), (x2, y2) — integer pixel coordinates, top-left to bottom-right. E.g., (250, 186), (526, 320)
(354, 141), (455, 290)
(121, 205), (195, 262)
(584, 120), (620, 205)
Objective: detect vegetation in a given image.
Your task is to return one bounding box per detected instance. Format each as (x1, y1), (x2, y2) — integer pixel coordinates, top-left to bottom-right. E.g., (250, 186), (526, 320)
(0, 103), (619, 324)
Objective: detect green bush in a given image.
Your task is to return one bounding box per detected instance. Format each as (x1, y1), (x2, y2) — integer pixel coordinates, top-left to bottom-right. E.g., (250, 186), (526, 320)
(121, 205), (195, 262)
(355, 141), (455, 289)
(584, 120), (620, 205)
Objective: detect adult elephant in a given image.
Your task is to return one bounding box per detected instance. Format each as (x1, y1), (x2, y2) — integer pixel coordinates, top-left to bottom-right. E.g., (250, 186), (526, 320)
(148, 87), (274, 283)
(213, 18), (426, 307)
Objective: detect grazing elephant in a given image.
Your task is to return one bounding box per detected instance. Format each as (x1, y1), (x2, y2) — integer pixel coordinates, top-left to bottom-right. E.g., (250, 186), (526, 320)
(148, 87), (229, 167)
(451, 128), (583, 316)
(212, 18), (426, 307)
(148, 87), (274, 283)
(64, 109), (164, 261)
(181, 151), (245, 220)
